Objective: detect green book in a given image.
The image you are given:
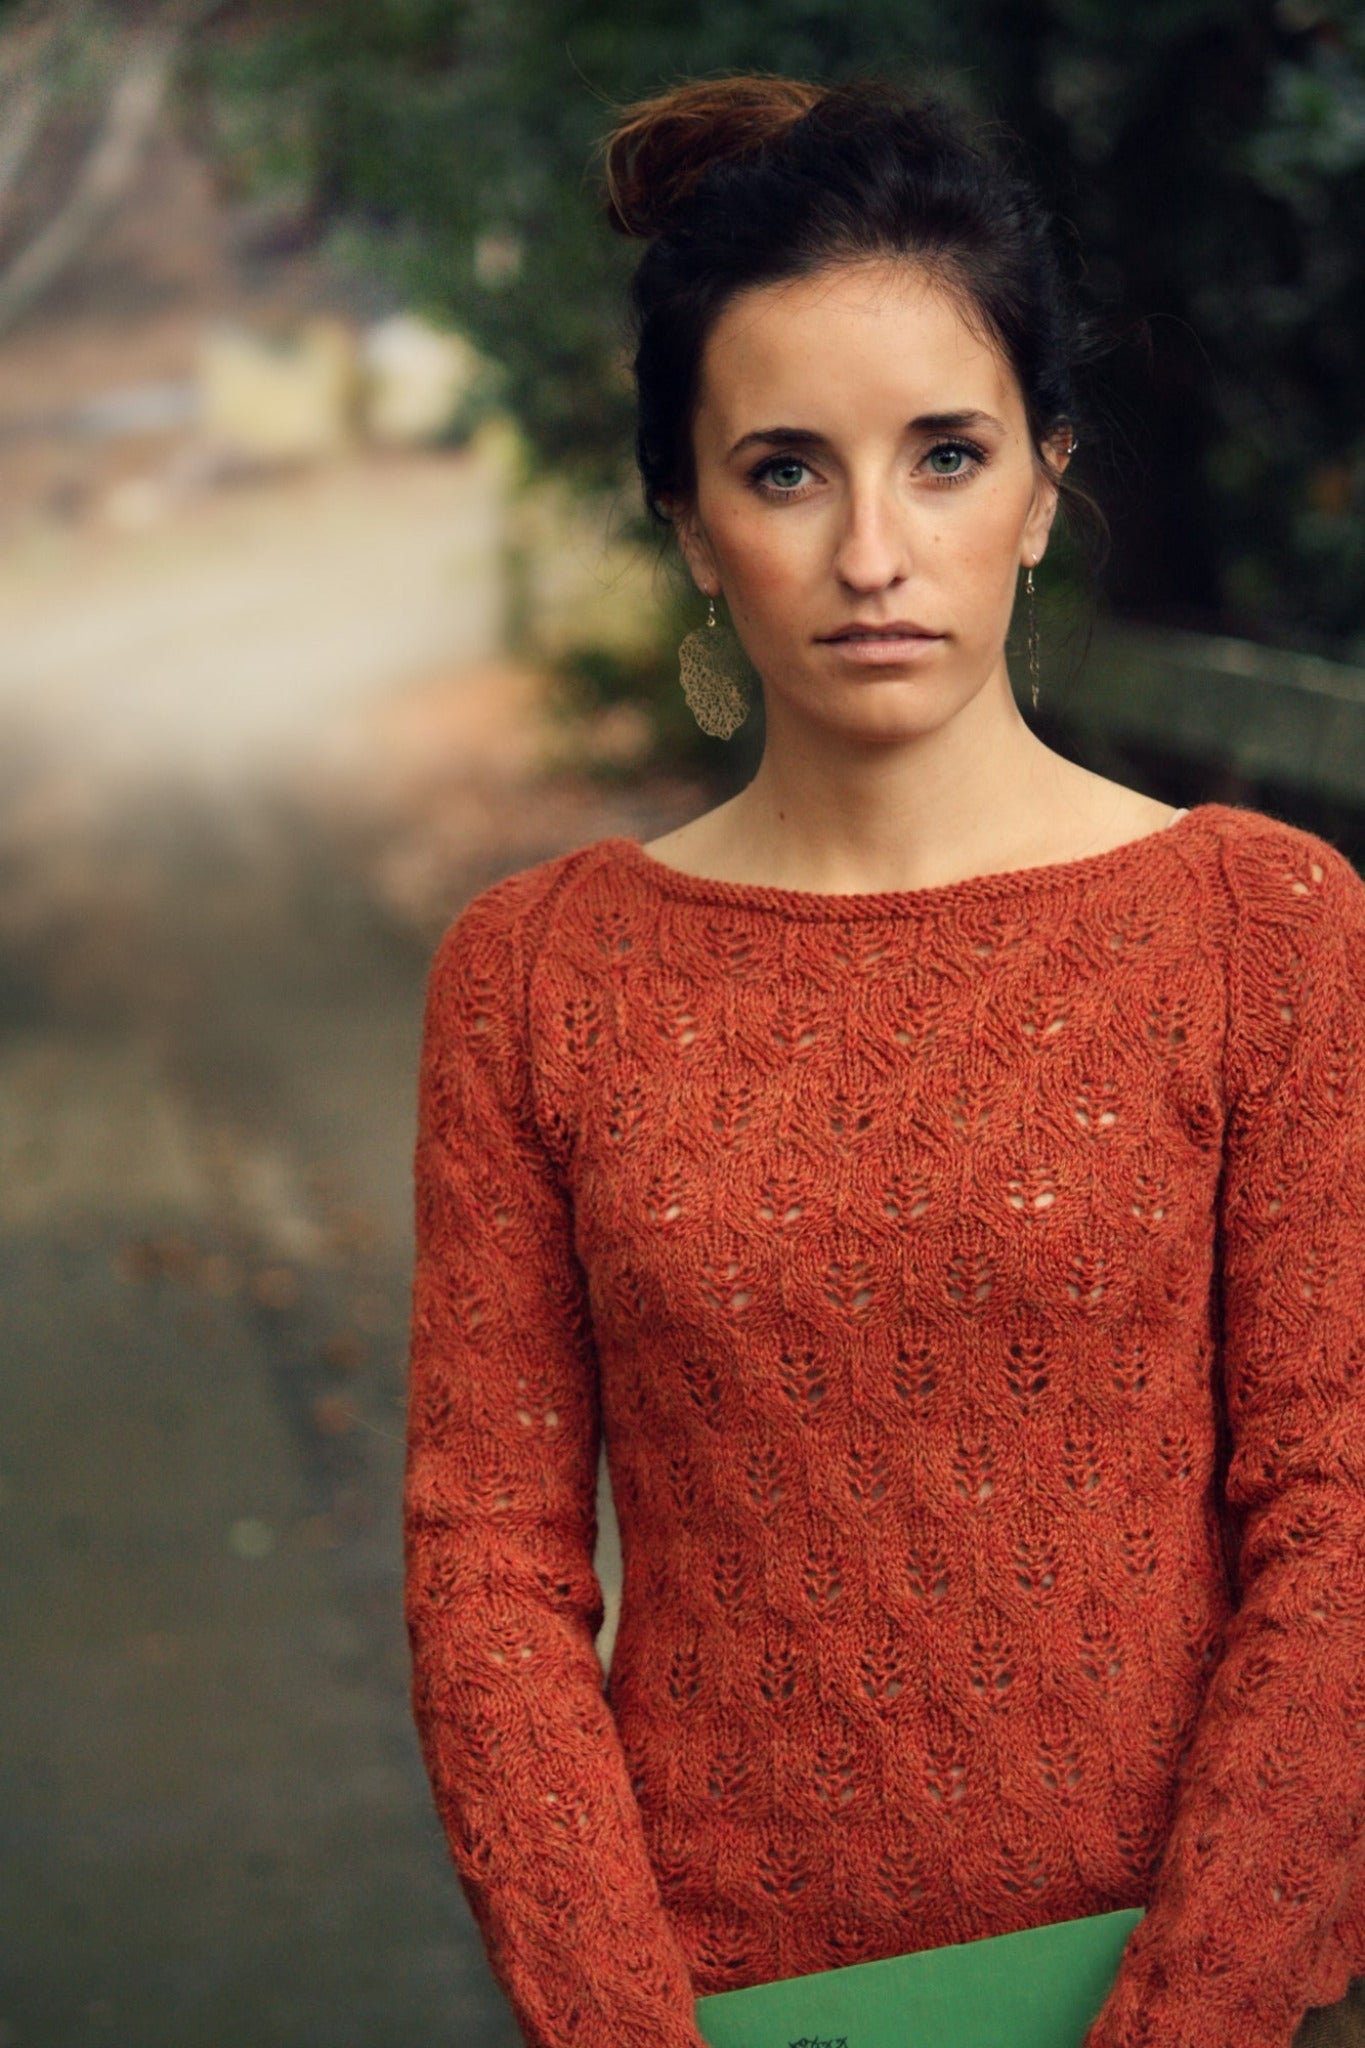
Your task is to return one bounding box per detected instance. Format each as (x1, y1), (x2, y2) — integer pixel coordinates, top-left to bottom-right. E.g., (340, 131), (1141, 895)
(694, 1904), (1145, 2048)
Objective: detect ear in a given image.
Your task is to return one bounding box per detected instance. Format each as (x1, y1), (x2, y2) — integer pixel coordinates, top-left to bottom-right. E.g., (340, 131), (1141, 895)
(1020, 426), (1074, 570)
(665, 495), (721, 599)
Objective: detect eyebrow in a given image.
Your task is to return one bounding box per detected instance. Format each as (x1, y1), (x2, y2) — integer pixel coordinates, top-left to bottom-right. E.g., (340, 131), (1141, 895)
(726, 410), (1007, 460)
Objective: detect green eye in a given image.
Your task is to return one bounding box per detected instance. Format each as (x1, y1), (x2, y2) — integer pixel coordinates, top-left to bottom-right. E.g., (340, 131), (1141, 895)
(929, 446), (966, 474)
(768, 460), (806, 489)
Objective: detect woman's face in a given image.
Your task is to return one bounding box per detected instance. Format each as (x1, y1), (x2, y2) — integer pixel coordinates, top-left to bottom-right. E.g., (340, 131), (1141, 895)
(669, 257), (1072, 734)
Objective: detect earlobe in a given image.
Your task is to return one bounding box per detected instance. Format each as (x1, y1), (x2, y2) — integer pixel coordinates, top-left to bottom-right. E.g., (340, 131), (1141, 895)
(673, 511), (719, 601)
(1023, 487), (1061, 571)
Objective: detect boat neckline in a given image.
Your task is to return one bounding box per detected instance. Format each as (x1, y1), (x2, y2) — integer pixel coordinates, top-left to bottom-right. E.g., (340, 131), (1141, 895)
(601, 802), (1217, 918)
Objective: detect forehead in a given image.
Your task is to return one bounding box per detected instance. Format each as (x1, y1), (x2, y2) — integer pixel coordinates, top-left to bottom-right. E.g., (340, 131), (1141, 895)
(695, 259), (1022, 438)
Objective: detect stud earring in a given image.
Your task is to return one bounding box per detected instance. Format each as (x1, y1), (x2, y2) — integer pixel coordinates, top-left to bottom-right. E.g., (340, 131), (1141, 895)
(678, 592), (751, 739)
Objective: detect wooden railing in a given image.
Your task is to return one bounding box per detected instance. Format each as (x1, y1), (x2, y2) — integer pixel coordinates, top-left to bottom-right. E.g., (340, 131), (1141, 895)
(1045, 622), (1365, 806)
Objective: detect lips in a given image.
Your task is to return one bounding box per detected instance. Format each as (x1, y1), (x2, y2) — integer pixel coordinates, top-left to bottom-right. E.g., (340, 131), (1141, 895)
(819, 624), (941, 641)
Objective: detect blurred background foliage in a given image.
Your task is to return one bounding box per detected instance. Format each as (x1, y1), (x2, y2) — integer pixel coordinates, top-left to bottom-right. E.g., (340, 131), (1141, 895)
(183, 0), (1365, 648)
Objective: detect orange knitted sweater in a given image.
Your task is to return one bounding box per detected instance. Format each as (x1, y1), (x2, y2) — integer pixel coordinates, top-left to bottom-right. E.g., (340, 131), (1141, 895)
(404, 800), (1365, 2048)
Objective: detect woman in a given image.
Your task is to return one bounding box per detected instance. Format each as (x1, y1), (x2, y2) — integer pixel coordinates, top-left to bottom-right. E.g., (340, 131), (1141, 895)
(404, 75), (1365, 2048)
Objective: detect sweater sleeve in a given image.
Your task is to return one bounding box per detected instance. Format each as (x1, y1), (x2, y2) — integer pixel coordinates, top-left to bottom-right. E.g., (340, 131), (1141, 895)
(1083, 826), (1365, 2048)
(403, 872), (710, 2048)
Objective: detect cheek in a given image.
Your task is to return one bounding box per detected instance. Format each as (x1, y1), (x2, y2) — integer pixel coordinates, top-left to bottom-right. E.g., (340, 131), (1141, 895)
(708, 504), (815, 613)
(930, 498), (1033, 604)
(941, 480), (1029, 553)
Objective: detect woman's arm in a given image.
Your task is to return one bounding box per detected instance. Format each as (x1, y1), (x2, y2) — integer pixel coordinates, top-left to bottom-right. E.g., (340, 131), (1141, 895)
(1083, 823), (1365, 2048)
(404, 868), (710, 2048)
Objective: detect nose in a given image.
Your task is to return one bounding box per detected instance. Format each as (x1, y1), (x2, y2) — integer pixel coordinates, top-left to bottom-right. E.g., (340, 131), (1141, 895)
(832, 474), (910, 592)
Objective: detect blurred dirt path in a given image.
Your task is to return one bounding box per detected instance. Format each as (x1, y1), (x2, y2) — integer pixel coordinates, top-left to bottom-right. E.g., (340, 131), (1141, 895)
(0, 431), (702, 2043)
(0, 443), (509, 788)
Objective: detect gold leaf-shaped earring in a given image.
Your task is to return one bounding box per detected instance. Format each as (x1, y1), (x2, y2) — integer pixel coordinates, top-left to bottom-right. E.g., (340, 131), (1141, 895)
(678, 594), (751, 740)
(1025, 564), (1040, 712)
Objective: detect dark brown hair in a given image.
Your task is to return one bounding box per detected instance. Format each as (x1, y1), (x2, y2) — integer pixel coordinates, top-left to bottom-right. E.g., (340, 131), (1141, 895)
(594, 73), (1108, 566)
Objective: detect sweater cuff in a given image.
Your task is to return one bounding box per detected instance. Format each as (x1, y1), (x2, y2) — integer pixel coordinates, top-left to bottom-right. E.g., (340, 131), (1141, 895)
(1080, 1909), (1351, 2048)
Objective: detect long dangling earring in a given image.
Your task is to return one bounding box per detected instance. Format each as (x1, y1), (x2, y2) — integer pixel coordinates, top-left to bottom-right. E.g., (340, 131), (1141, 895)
(1025, 564), (1040, 712)
(678, 593), (751, 740)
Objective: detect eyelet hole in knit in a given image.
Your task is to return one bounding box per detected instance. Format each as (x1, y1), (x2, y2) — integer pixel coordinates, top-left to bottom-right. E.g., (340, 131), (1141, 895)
(1014, 1530), (1060, 1598)
(995, 1834), (1049, 1895)
(745, 1444), (785, 1518)
(885, 1174), (931, 1221)
(1111, 1339), (1149, 1396)
(1073, 1081), (1118, 1131)
(759, 1177), (804, 1227)
(699, 1253), (754, 1316)
(846, 1439), (889, 1508)
(1021, 1001), (1068, 1041)
(829, 1256), (876, 1313)
(813, 1738), (860, 1809)
(645, 1169), (684, 1224)
(803, 1526), (843, 1609)
(906, 1523), (950, 1601)
(925, 1715), (970, 1805)
(1005, 1333), (1050, 1407)
(608, 1086), (646, 1145)
(949, 1087), (991, 1138)
(779, 1343), (827, 1415)
(859, 1624), (909, 1709)
(969, 1625), (1016, 1701)
(682, 1352), (724, 1422)
(712, 1545), (744, 1613)
(1062, 1412), (1104, 1496)
(757, 1843), (811, 1900)
(830, 1086), (876, 1148)
(893, 1338), (936, 1407)
(952, 1429), (996, 1503)
(760, 1632), (798, 1706)
(513, 1372), (561, 1433)
(1038, 1725), (1085, 1798)
(1145, 992), (1191, 1051)
(1076, 1594), (1125, 1686)
(946, 1250), (994, 1307)
(563, 991), (600, 1066)
(667, 1636), (702, 1708)
(712, 1079), (757, 1140)
(1065, 1250), (1108, 1309)
(706, 1739), (751, 1809)
(1008, 1168), (1058, 1214)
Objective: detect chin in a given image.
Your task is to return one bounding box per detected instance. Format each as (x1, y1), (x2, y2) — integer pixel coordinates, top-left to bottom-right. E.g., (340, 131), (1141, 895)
(805, 697), (953, 739)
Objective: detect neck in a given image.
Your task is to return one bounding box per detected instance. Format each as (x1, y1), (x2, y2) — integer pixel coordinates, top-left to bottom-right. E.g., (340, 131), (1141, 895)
(715, 664), (1095, 895)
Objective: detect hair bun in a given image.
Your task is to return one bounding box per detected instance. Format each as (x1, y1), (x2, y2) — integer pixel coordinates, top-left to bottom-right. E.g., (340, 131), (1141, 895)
(598, 75), (825, 239)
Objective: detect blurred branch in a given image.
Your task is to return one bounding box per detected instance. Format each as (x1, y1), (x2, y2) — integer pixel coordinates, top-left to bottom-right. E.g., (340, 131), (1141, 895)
(0, 2), (97, 226)
(0, 0), (229, 337)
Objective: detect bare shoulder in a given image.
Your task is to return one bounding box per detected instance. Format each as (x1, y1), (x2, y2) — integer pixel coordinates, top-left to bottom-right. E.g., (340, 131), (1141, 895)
(997, 758), (1181, 864)
(1068, 773), (1183, 847)
(639, 802), (751, 880)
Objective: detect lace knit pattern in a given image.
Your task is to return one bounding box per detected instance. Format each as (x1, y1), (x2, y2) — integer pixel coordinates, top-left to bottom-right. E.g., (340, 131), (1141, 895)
(404, 801), (1365, 2048)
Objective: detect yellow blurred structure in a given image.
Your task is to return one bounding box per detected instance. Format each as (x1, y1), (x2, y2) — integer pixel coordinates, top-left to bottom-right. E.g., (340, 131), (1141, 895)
(196, 312), (482, 464)
(198, 315), (362, 462)
(360, 313), (480, 446)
